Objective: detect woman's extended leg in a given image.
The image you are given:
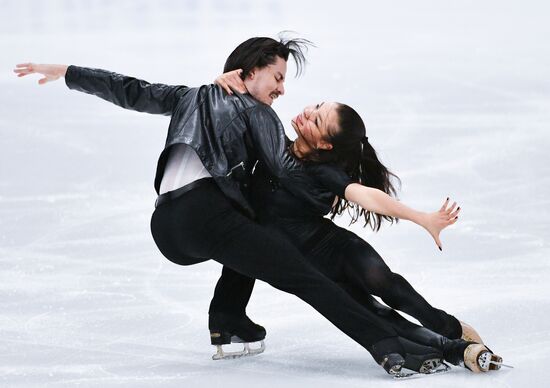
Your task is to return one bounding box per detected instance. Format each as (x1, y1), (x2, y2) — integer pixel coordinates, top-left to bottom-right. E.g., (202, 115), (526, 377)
(287, 220), (462, 340)
(341, 283), (446, 346)
(337, 237), (462, 339)
(341, 283), (481, 368)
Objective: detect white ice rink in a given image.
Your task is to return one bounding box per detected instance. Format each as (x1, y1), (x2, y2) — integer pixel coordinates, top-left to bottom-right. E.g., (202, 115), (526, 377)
(1, 1), (549, 387)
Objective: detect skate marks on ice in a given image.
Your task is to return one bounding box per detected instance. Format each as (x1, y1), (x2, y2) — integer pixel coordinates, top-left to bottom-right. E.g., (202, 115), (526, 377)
(0, 199), (205, 386)
(0, 222), (531, 388)
(0, 132), (539, 388)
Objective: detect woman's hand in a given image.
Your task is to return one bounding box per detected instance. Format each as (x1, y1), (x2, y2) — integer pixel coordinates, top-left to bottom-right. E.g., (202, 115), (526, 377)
(13, 63), (68, 85)
(344, 184), (460, 251)
(421, 197), (460, 251)
(214, 69), (247, 95)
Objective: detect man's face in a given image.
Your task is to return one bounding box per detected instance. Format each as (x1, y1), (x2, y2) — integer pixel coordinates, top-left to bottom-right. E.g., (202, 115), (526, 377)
(244, 56), (287, 105)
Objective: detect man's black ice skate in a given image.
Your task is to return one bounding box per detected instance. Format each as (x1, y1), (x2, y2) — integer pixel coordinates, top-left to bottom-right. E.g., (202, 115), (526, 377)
(379, 353), (406, 375)
(209, 313), (266, 360)
(392, 353), (450, 379)
(372, 337), (449, 379)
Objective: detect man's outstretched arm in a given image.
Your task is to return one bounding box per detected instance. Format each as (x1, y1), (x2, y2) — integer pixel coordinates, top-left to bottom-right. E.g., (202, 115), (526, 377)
(14, 63), (187, 115)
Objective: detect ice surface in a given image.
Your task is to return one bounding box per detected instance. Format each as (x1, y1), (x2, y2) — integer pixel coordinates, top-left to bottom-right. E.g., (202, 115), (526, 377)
(1, 1), (549, 387)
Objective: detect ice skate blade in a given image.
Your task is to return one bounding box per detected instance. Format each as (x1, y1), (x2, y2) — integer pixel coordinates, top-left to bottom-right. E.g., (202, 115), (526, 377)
(392, 362), (450, 379)
(493, 362), (514, 369)
(212, 340), (265, 360)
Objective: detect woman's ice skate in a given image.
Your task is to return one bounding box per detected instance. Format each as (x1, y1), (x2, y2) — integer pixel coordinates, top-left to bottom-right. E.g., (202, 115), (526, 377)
(463, 343), (512, 372)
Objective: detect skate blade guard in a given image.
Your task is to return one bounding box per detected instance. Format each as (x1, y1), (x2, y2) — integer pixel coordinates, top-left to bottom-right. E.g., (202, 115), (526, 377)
(212, 336), (266, 360)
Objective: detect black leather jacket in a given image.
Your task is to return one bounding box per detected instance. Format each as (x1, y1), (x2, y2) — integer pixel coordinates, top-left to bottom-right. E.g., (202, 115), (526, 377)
(65, 65), (307, 217)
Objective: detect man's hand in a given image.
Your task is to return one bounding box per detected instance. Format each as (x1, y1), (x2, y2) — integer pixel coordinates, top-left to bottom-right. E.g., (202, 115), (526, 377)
(214, 69), (247, 95)
(421, 197), (461, 251)
(13, 63), (68, 85)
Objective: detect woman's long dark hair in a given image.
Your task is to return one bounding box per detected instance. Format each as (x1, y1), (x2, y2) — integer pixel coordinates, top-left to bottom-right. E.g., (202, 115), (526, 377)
(310, 104), (401, 231)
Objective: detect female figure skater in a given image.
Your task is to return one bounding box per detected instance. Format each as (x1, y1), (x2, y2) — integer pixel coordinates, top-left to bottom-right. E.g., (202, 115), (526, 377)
(255, 101), (504, 373)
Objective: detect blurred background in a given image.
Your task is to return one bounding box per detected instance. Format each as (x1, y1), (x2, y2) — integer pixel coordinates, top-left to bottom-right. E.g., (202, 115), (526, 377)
(1, 1), (549, 387)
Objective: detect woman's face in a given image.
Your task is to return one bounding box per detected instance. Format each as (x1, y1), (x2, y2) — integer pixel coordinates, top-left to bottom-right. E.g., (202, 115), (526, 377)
(291, 102), (339, 153)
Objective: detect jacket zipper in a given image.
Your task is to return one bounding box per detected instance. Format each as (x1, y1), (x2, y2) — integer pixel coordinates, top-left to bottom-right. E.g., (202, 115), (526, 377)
(226, 161), (245, 177)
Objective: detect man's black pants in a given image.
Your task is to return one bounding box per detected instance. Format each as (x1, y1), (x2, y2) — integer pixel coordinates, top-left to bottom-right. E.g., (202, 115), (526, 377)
(150, 179), (403, 358)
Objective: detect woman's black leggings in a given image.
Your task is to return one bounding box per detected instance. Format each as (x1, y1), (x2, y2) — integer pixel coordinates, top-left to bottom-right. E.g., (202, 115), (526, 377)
(301, 221), (462, 339)
(338, 237), (461, 338)
(150, 179), (410, 359)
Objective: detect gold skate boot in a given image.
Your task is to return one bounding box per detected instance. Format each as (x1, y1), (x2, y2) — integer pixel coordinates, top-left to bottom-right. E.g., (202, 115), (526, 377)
(460, 321), (484, 344)
(463, 344), (510, 372)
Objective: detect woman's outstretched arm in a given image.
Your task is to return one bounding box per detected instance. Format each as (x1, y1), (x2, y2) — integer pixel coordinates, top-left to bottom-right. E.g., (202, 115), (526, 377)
(345, 183), (460, 250)
(14, 63), (186, 115)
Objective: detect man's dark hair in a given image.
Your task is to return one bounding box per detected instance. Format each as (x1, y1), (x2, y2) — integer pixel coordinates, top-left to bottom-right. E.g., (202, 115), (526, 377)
(224, 32), (313, 78)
